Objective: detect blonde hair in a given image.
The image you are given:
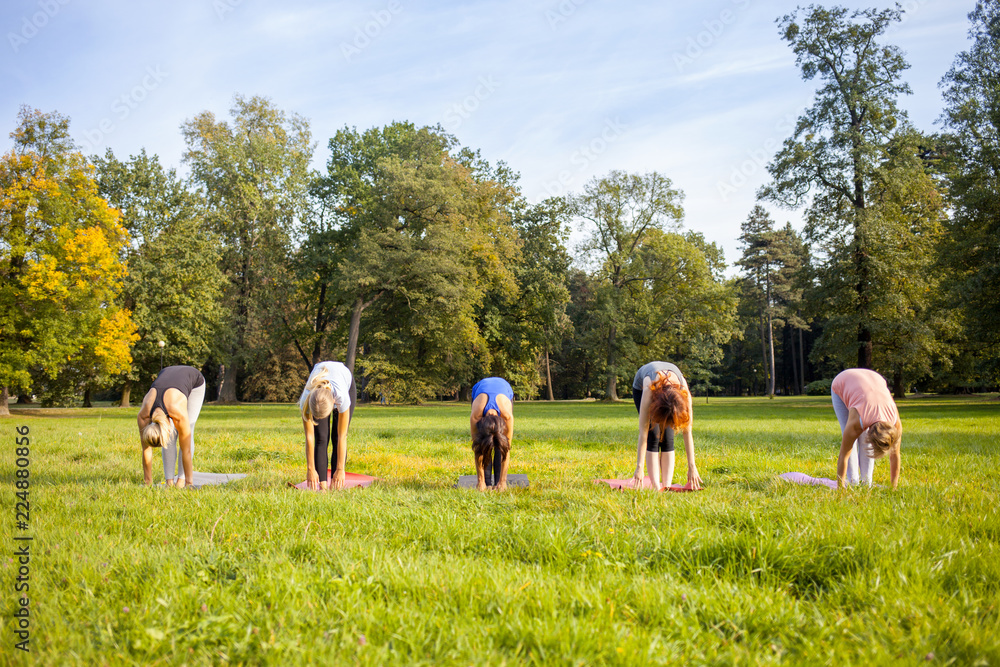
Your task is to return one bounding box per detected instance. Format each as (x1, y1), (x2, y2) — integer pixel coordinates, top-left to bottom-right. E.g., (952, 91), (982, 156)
(865, 420), (900, 459)
(140, 410), (175, 449)
(301, 366), (336, 426)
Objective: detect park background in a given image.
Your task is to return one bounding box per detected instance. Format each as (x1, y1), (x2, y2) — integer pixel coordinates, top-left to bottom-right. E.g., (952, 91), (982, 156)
(3, 2), (1000, 664)
(2, 0), (999, 408)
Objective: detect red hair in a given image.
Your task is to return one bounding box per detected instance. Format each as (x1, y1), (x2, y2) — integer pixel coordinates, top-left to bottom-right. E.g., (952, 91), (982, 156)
(648, 373), (691, 431)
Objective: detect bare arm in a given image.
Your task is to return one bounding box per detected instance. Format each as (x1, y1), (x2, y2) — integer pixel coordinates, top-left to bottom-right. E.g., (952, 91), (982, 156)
(303, 416), (318, 490)
(836, 409), (864, 488)
(172, 408), (193, 487)
(136, 389), (154, 431)
(681, 382), (701, 489)
(497, 402), (514, 491)
(141, 445), (154, 485)
(889, 418), (902, 490)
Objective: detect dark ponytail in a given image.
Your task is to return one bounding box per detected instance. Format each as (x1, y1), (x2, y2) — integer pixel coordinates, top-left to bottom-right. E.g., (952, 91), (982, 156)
(473, 413), (510, 460)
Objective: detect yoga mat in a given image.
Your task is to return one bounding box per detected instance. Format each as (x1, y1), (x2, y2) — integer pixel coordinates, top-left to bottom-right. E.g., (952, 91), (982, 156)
(455, 474), (529, 489)
(157, 472), (247, 490)
(779, 472), (837, 489)
(593, 477), (700, 492)
(290, 471), (377, 490)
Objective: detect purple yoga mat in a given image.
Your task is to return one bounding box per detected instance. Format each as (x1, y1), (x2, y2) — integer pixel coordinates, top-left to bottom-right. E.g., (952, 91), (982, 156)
(779, 472), (837, 489)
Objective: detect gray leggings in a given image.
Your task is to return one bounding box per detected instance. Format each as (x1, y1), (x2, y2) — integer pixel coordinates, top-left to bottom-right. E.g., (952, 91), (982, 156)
(832, 390), (873, 486)
(163, 382), (206, 481)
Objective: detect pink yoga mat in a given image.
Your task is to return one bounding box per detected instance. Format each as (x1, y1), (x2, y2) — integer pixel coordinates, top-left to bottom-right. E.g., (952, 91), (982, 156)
(290, 471), (377, 490)
(779, 472), (837, 489)
(593, 477), (700, 492)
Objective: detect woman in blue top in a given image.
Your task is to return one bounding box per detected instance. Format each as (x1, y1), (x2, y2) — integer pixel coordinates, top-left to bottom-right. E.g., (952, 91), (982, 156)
(469, 377), (514, 491)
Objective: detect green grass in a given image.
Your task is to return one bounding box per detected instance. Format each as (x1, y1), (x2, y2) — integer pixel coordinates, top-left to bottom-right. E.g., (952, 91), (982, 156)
(2, 395), (999, 665)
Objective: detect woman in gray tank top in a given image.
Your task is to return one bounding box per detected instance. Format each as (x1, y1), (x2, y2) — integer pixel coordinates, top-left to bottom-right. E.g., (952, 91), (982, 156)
(629, 361), (702, 490)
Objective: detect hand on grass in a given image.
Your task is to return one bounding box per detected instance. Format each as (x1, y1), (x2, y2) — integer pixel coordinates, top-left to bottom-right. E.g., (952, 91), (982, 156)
(496, 480), (508, 492)
(306, 468), (319, 490)
(629, 472), (645, 490)
(331, 468), (346, 491)
(686, 467), (702, 491)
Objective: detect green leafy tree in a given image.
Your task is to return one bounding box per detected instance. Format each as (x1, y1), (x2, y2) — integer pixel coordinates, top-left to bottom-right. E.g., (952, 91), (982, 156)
(760, 4), (916, 370)
(0, 107), (135, 412)
(181, 95), (313, 402)
(571, 171), (684, 400)
(939, 0), (1000, 384)
(93, 149), (225, 406)
(736, 206), (807, 396)
(804, 130), (946, 396)
(633, 230), (739, 394)
(309, 123), (521, 401)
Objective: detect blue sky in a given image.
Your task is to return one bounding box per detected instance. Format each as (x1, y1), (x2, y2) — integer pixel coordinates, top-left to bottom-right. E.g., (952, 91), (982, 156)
(1, 0), (975, 267)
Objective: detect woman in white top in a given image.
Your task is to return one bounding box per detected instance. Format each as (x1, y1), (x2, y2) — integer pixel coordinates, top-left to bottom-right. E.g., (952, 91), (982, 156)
(299, 361), (355, 490)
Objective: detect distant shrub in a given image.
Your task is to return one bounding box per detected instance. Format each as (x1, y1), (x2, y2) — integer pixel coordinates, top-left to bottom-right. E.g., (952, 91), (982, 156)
(805, 378), (834, 396)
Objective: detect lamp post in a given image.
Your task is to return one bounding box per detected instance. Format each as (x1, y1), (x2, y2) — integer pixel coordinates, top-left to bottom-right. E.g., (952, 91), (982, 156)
(158, 340), (165, 371)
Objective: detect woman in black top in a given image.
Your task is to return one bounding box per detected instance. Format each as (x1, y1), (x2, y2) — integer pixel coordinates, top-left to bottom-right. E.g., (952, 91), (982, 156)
(137, 365), (206, 487)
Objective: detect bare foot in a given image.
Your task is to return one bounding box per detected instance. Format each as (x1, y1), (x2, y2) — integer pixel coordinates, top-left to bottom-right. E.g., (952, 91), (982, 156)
(175, 478), (186, 490)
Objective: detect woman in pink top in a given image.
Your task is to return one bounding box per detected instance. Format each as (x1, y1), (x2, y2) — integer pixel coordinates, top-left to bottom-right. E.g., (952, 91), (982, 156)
(831, 369), (902, 489)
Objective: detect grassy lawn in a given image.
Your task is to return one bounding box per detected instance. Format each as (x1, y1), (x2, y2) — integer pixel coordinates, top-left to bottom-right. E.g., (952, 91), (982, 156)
(1, 395), (999, 665)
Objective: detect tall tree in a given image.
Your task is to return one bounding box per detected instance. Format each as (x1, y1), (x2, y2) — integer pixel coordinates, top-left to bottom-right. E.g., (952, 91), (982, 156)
(181, 95), (313, 402)
(571, 170), (684, 400)
(760, 5), (913, 370)
(308, 123), (521, 402)
(478, 197), (572, 399)
(0, 107), (135, 413)
(939, 0), (1000, 382)
(93, 149), (225, 406)
(736, 206), (806, 396)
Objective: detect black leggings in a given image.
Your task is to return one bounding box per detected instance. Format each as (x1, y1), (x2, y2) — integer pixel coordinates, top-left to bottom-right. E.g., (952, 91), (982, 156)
(314, 376), (357, 482)
(483, 445), (503, 487)
(632, 387), (675, 453)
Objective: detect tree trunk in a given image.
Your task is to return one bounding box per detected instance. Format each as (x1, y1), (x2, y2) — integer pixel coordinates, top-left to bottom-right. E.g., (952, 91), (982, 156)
(218, 361), (238, 403)
(766, 311), (776, 397)
(798, 325), (806, 394)
(759, 314), (770, 397)
(892, 366), (905, 399)
(120, 379), (132, 408)
(789, 325), (800, 396)
(346, 297), (364, 374)
(0, 386), (9, 417)
(857, 325), (873, 370)
(605, 324), (618, 401)
(82, 387), (93, 408)
(545, 347), (554, 401)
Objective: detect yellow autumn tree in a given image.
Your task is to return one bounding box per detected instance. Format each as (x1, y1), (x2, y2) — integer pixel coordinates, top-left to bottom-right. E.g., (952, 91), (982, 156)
(0, 107), (135, 413)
